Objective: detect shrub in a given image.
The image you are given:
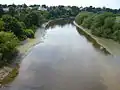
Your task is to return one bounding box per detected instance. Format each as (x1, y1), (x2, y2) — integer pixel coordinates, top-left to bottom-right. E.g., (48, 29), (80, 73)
(91, 26), (104, 37)
(0, 31), (19, 66)
(24, 29), (34, 38)
(112, 30), (120, 42)
(75, 12), (93, 25)
(1, 15), (25, 39)
(104, 17), (115, 29)
(0, 20), (5, 31)
(112, 22), (120, 31)
(82, 15), (95, 29)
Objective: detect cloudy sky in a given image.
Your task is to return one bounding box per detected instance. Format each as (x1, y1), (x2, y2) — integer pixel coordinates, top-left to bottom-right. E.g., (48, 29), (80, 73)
(0, 0), (120, 9)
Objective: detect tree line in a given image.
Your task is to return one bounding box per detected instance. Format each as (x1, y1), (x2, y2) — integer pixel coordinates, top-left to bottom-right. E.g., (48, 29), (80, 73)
(0, 9), (44, 67)
(75, 12), (120, 42)
(1, 3), (120, 67)
(0, 4), (81, 67)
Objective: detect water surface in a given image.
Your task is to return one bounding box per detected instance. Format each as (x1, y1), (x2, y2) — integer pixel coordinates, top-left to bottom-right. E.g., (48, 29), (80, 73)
(2, 20), (120, 90)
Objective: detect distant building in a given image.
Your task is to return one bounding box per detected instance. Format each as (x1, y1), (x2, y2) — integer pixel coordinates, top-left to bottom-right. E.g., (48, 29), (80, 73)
(28, 7), (32, 10)
(64, 6), (71, 11)
(38, 7), (47, 11)
(3, 8), (9, 12)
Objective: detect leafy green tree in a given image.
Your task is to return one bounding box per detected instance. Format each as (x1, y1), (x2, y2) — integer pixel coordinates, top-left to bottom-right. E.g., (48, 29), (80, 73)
(75, 12), (93, 25)
(0, 20), (5, 31)
(2, 15), (25, 39)
(0, 6), (4, 17)
(91, 26), (104, 37)
(24, 11), (44, 27)
(112, 22), (120, 31)
(24, 29), (34, 38)
(82, 15), (94, 29)
(0, 31), (19, 66)
(9, 6), (16, 16)
(112, 30), (120, 42)
(40, 11), (50, 20)
(101, 28), (112, 38)
(104, 17), (115, 29)
(91, 12), (114, 29)
(23, 3), (27, 8)
(71, 6), (80, 16)
(75, 11), (120, 42)
(42, 4), (47, 8)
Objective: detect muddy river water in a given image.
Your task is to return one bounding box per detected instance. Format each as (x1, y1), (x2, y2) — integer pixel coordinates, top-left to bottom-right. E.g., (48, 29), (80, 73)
(2, 20), (120, 90)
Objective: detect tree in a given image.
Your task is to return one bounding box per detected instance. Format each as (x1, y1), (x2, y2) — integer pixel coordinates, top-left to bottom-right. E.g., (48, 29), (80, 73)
(82, 14), (94, 29)
(0, 20), (5, 31)
(42, 4), (47, 8)
(104, 17), (115, 29)
(91, 26), (104, 37)
(75, 11), (120, 42)
(2, 15), (25, 39)
(0, 31), (19, 66)
(24, 11), (44, 27)
(23, 3), (27, 8)
(112, 30), (120, 42)
(0, 6), (4, 17)
(24, 29), (34, 38)
(71, 6), (80, 16)
(113, 22), (120, 31)
(39, 11), (50, 19)
(91, 12), (114, 30)
(2, 4), (7, 8)
(75, 12), (93, 25)
(9, 6), (16, 16)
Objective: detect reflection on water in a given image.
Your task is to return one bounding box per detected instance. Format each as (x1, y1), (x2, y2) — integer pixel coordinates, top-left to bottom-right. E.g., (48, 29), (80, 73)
(2, 20), (120, 90)
(45, 19), (73, 29)
(76, 27), (110, 55)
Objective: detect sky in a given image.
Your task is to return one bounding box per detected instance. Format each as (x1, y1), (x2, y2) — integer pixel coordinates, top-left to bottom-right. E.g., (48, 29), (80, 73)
(0, 0), (120, 9)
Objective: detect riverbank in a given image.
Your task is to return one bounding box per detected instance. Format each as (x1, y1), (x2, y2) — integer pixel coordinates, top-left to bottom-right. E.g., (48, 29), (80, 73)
(0, 38), (42, 87)
(0, 18), (74, 87)
(0, 19), (61, 87)
(74, 21), (120, 56)
(0, 26), (45, 87)
(45, 17), (74, 27)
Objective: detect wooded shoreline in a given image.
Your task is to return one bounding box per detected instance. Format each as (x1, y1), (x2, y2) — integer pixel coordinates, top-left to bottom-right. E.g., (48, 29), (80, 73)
(74, 21), (120, 56)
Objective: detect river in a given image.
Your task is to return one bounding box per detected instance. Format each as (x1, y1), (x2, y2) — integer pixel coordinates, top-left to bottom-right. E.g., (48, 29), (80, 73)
(2, 20), (120, 90)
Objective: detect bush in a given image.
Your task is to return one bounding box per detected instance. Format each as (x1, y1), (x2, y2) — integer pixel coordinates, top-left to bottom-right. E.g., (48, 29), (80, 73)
(101, 28), (112, 38)
(75, 11), (120, 42)
(91, 14), (105, 29)
(75, 12), (93, 25)
(30, 25), (37, 33)
(82, 15), (94, 29)
(91, 26), (104, 37)
(1, 15), (25, 39)
(112, 30), (120, 42)
(112, 22), (120, 31)
(104, 17), (115, 29)
(24, 29), (34, 38)
(91, 12), (114, 30)
(24, 11), (44, 28)
(0, 20), (5, 31)
(0, 31), (19, 66)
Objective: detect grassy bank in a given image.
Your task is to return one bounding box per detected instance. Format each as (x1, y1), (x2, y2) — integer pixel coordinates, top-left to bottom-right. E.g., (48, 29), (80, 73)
(0, 19), (73, 87)
(0, 37), (41, 87)
(0, 27), (43, 87)
(74, 21), (120, 56)
(0, 64), (19, 86)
